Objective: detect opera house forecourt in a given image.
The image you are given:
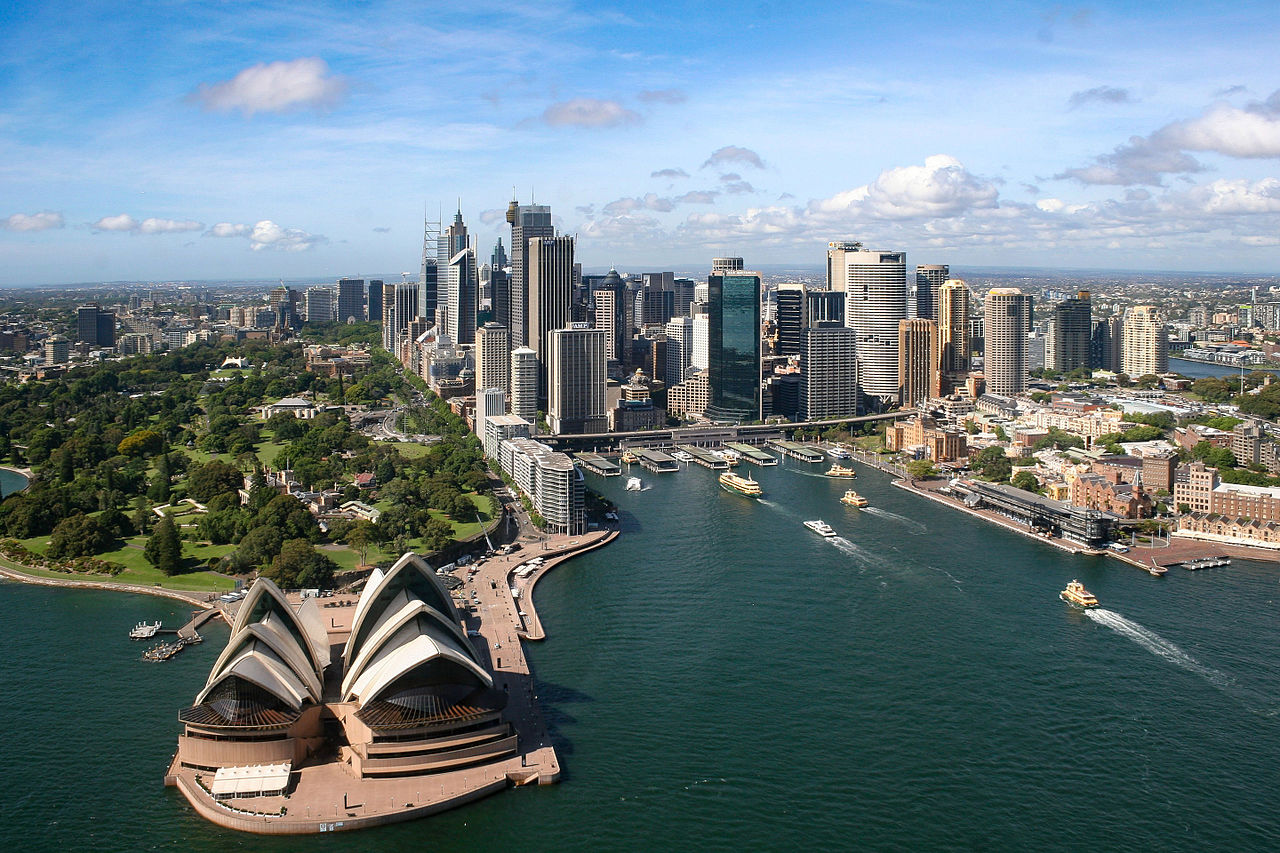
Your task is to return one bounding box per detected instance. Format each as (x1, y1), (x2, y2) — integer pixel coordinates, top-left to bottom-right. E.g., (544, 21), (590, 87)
(166, 552), (556, 834)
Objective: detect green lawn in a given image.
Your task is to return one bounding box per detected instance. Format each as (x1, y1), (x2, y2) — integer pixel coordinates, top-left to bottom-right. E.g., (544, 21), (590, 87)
(16, 533), (237, 592)
(391, 441), (432, 459)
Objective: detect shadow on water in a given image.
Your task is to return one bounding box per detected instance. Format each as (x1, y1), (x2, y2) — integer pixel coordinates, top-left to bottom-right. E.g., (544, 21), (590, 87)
(530, 679), (595, 779)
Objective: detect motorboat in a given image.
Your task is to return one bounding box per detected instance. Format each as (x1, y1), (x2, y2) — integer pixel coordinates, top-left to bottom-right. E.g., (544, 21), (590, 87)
(130, 621), (162, 639)
(804, 519), (837, 538)
(625, 477), (642, 491)
(827, 445), (852, 459)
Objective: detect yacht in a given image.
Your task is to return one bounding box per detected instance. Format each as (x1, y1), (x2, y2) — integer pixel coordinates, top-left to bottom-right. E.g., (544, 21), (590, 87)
(625, 477), (642, 491)
(840, 489), (868, 508)
(826, 464), (856, 478)
(804, 519), (838, 538)
(719, 471), (763, 498)
(827, 445), (852, 459)
(620, 449), (639, 465)
(672, 450), (693, 462)
(1059, 579), (1099, 608)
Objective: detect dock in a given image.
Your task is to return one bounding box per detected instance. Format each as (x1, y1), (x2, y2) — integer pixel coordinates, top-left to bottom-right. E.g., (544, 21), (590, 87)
(1182, 556), (1231, 570)
(724, 442), (778, 466)
(676, 444), (728, 469)
(574, 452), (621, 476)
(767, 439), (825, 463)
(634, 448), (680, 473)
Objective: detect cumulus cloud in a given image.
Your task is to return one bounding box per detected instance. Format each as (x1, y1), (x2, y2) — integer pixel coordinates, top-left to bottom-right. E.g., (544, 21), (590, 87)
(206, 222), (251, 238)
(638, 89), (686, 104)
(541, 98), (640, 128)
(810, 155), (1000, 220)
(1181, 177), (1280, 215)
(479, 208), (507, 225)
(203, 220), (324, 250)
(651, 167), (689, 179)
(674, 191), (718, 204)
(1068, 86), (1132, 108)
(602, 193), (675, 215)
(138, 217), (203, 234)
(2, 211), (64, 232)
(719, 172), (741, 182)
(1056, 136), (1204, 186)
(722, 180), (756, 195)
(575, 204), (596, 215)
(702, 145), (765, 170)
(190, 58), (346, 116)
(93, 214), (139, 232)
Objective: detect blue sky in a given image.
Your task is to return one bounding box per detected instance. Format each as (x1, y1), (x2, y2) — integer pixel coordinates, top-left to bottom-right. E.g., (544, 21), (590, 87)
(2, 0), (1280, 285)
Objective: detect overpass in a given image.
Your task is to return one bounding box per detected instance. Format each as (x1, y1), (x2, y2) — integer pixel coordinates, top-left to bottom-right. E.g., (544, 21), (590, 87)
(534, 411), (902, 450)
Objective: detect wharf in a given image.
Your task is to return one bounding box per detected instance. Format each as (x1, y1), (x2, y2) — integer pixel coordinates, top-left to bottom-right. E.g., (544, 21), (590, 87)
(767, 439), (825, 463)
(724, 442), (777, 466)
(575, 452), (621, 476)
(676, 444), (728, 469)
(634, 448), (680, 473)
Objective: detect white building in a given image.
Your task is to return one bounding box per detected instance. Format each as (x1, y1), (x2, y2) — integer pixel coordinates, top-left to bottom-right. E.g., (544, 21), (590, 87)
(510, 347), (539, 427)
(476, 322), (510, 395)
(1122, 305), (1169, 377)
(304, 286), (335, 323)
(691, 314), (709, 370)
(984, 287), (1033, 397)
(474, 388), (506, 448)
(831, 244), (907, 405)
(665, 316), (693, 384)
(498, 437), (585, 535)
(484, 414), (531, 461)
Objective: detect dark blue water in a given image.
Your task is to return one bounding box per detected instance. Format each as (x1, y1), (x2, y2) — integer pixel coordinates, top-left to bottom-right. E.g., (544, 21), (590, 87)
(1170, 357), (1268, 379)
(3, 460), (1279, 851)
(0, 467), (27, 497)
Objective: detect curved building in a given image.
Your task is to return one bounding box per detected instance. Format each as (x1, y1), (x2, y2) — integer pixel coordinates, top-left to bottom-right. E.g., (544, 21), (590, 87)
(831, 246), (907, 406)
(984, 287), (1033, 396)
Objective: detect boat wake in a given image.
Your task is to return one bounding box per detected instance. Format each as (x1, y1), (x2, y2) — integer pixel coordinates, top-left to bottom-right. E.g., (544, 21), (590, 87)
(861, 507), (927, 533)
(1085, 608), (1229, 687)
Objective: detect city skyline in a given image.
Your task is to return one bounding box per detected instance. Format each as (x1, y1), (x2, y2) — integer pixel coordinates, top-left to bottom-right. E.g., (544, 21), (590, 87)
(3, 1), (1280, 285)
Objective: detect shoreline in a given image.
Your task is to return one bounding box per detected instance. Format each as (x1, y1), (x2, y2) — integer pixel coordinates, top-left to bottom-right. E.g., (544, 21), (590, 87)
(0, 561), (216, 609)
(513, 528), (620, 641)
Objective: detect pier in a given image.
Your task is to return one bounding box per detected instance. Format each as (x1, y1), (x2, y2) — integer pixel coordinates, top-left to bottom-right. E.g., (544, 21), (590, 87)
(676, 444), (728, 469)
(574, 453), (621, 476)
(634, 448), (680, 473)
(724, 442), (778, 466)
(767, 440), (825, 463)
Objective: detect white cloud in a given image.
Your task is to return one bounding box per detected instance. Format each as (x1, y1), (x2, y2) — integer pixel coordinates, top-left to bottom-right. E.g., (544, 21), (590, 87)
(1068, 86), (1133, 108)
(1056, 136), (1203, 186)
(2, 211), (63, 231)
(1180, 178), (1280, 215)
(540, 98), (639, 128)
(479, 208), (507, 225)
(602, 193), (674, 215)
(138, 217), (203, 234)
(248, 220), (326, 251)
(92, 213), (139, 232)
(190, 58), (346, 117)
(674, 191), (718, 204)
(206, 222), (251, 238)
(814, 155), (999, 220)
(702, 146), (765, 170)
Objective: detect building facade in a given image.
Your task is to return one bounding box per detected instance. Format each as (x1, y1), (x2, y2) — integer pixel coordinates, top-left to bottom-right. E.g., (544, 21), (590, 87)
(984, 287), (1033, 396)
(833, 247), (907, 406)
(547, 324), (607, 435)
(706, 269), (762, 422)
(1122, 305), (1168, 377)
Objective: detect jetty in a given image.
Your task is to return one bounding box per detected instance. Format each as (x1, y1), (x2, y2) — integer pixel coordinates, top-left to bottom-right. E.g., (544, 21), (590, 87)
(633, 448), (680, 473)
(574, 452), (620, 477)
(767, 439), (825, 463)
(1182, 556), (1231, 570)
(676, 444), (729, 470)
(724, 442), (777, 466)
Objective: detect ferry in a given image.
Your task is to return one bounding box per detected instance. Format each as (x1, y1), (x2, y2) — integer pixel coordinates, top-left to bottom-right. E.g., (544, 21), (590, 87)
(721, 449), (742, 466)
(826, 464), (856, 478)
(1059, 579), (1099, 608)
(620, 449), (639, 465)
(840, 489), (868, 508)
(625, 477), (642, 491)
(804, 519), (838, 538)
(130, 620), (162, 640)
(719, 471), (763, 498)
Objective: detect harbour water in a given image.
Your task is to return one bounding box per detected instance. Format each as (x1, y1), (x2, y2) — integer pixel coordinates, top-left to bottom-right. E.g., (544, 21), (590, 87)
(1170, 356), (1271, 379)
(0, 467), (28, 498)
(3, 460), (1280, 851)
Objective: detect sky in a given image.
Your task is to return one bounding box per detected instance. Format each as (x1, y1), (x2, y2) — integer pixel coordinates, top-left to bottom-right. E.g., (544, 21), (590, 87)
(2, 0), (1280, 285)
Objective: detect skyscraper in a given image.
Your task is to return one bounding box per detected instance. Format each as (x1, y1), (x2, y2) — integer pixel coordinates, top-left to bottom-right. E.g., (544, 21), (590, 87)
(77, 303), (115, 346)
(367, 280), (383, 331)
(474, 387), (506, 448)
(443, 247), (478, 345)
(420, 217), (440, 323)
(380, 282), (396, 351)
(304, 286), (335, 323)
(507, 201), (554, 349)
(898, 318), (939, 406)
(665, 315), (694, 385)
(800, 324), (859, 420)
(1091, 316), (1122, 373)
(337, 278), (365, 323)
(705, 269), (762, 422)
(439, 208), (469, 270)
(1050, 291), (1092, 373)
(832, 247), (907, 407)
(825, 240), (862, 291)
(547, 323), (607, 435)
(711, 257), (744, 273)
(1122, 305), (1168, 377)
(914, 265), (949, 320)
(592, 268), (626, 364)
(984, 288), (1033, 396)
(490, 238), (510, 328)
(526, 234), (575, 394)
(510, 347), (539, 426)
(476, 323), (510, 396)
(777, 285), (844, 357)
(392, 283), (419, 356)
(937, 279), (971, 394)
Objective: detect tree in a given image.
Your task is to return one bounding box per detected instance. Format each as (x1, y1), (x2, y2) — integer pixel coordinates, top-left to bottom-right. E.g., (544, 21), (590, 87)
(144, 516), (183, 575)
(186, 459), (244, 504)
(346, 520), (378, 567)
(231, 524), (284, 572)
(1011, 470), (1039, 493)
(47, 514), (113, 558)
(117, 428), (164, 457)
(964, 420), (979, 435)
(906, 459), (937, 480)
(261, 539), (336, 589)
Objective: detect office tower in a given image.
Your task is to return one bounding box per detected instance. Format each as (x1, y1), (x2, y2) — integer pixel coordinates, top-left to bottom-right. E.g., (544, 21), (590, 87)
(665, 315), (694, 384)
(711, 257), (744, 273)
(506, 201), (554, 348)
(643, 272), (675, 294)
(443, 246), (478, 344)
(777, 285), (844, 357)
(984, 287), (1033, 396)
(593, 268), (627, 363)
(547, 323), (607, 434)
(476, 323), (511, 396)
(705, 269), (762, 422)
(380, 281), (396, 350)
(526, 235), (575, 393)
(510, 347), (539, 426)
(304, 286), (335, 323)
(1050, 291), (1092, 373)
(914, 265), (949, 320)
(634, 287), (674, 328)
(269, 286), (301, 329)
(77, 304), (115, 346)
(44, 336), (70, 364)
(1091, 316), (1122, 373)
(474, 387), (506, 446)
(801, 324), (859, 420)
(692, 313), (710, 370)
(825, 240), (862, 291)
(898, 319), (939, 406)
(491, 238), (508, 273)
(831, 246), (907, 406)
(337, 278), (365, 323)
(694, 282), (710, 305)
(392, 283), (419, 354)
(368, 280), (383, 329)
(439, 209), (469, 269)
(937, 279), (971, 394)
(420, 217), (440, 322)
(1122, 305), (1168, 377)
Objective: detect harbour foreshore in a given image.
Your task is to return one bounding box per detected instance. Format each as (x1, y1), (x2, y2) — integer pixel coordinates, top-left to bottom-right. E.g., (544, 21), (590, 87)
(0, 560), (217, 609)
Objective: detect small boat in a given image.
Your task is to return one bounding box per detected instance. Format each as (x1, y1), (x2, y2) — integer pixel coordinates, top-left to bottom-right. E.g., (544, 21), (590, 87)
(1059, 579), (1099, 608)
(719, 471), (763, 498)
(804, 519), (837, 538)
(672, 450), (693, 462)
(130, 620), (162, 639)
(826, 464), (856, 478)
(827, 446), (852, 459)
(625, 477), (642, 491)
(620, 450), (639, 464)
(840, 489), (868, 508)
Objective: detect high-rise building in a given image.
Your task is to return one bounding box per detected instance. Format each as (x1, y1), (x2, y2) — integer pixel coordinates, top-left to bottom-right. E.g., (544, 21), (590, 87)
(1050, 291), (1092, 373)
(984, 288), (1033, 396)
(337, 278), (365, 323)
(443, 247), (478, 345)
(825, 240), (863, 291)
(1091, 316), (1122, 373)
(489, 238), (510, 325)
(593, 268), (627, 364)
(800, 324), (859, 420)
(380, 281), (396, 351)
(439, 209), (469, 272)
(672, 278), (695, 317)
(832, 247), (907, 406)
(368, 280), (383, 329)
(1122, 305), (1168, 377)
(914, 265), (949, 320)
(692, 313), (710, 370)
(76, 304), (115, 347)
(937, 279), (971, 395)
(44, 336), (70, 364)
(634, 287), (674, 328)
(898, 319), (939, 406)
(705, 269), (762, 422)
(392, 283), (419, 355)
(476, 323), (511, 396)
(510, 347), (539, 426)
(526, 234), (575, 393)
(420, 217), (440, 323)
(547, 323), (607, 435)
(304, 286), (335, 323)
(777, 285), (844, 357)
(665, 315), (694, 385)
(269, 286), (301, 329)
(506, 202), (554, 349)
(711, 257), (744, 273)
(474, 387), (506, 447)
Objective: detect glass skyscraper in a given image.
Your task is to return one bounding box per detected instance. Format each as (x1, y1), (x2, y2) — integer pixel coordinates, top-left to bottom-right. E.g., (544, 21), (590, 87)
(705, 270), (761, 422)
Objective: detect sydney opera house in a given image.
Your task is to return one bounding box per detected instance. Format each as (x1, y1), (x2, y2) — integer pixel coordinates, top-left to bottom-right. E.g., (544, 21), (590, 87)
(167, 552), (531, 831)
